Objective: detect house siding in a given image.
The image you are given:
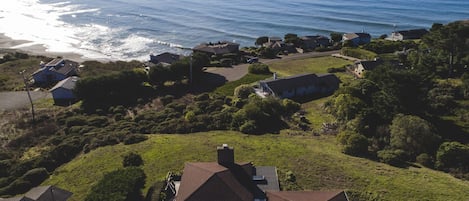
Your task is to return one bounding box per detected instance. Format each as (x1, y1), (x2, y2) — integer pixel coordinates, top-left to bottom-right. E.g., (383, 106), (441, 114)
(51, 87), (75, 100)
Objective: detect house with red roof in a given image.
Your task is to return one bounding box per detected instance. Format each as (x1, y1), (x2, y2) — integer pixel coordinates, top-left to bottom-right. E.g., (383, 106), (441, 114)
(168, 144), (349, 201)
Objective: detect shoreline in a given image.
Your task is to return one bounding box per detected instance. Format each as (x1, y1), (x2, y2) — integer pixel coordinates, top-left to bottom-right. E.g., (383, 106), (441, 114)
(0, 33), (98, 63)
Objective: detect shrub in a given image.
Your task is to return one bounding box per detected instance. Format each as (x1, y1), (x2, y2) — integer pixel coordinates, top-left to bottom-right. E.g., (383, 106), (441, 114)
(65, 116), (88, 127)
(337, 131), (369, 156)
(160, 95), (174, 106)
(0, 160), (12, 177)
(248, 63), (271, 74)
(123, 134), (148, 145)
(184, 111), (197, 122)
(435, 141), (469, 171)
(0, 168), (49, 196)
(21, 168), (49, 186)
(327, 66), (346, 73)
(123, 152), (144, 167)
(87, 116), (109, 127)
(377, 149), (407, 166)
(194, 93), (210, 101)
(239, 120), (257, 134)
(85, 167), (146, 201)
(282, 99), (301, 115)
(416, 153), (434, 168)
(234, 85), (255, 99)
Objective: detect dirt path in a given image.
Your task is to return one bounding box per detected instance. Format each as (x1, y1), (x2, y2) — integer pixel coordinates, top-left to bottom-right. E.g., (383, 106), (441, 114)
(204, 50), (340, 82)
(0, 91), (51, 111)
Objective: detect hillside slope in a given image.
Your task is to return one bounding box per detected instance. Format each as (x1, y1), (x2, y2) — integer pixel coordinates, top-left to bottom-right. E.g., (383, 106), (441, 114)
(44, 131), (469, 201)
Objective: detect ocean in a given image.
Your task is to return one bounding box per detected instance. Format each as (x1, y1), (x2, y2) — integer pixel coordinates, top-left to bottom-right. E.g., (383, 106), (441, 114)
(1, 0), (468, 61)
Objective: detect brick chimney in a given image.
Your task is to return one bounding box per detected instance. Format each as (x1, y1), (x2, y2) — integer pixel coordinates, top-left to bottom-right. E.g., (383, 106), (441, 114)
(217, 144), (234, 166)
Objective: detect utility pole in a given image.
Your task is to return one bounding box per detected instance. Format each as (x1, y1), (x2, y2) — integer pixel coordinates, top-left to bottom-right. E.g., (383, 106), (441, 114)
(20, 70), (35, 123)
(189, 54), (193, 85)
(176, 46), (194, 86)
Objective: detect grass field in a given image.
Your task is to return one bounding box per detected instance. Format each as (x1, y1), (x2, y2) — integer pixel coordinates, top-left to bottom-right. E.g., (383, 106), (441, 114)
(213, 73), (271, 96)
(268, 56), (352, 77)
(43, 131), (469, 201)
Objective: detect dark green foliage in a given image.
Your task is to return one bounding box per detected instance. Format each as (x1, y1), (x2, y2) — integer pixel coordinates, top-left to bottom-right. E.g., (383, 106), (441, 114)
(258, 47), (278, 59)
(389, 114), (441, 159)
(377, 149), (407, 166)
(327, 66), (346, 73)
(416, 153), (434, 168)
(0, 168), (49, 196)
(435, 142), (469, 171)
(363, 40), (417, 54)
(0, 160), (12, 177)
(160, 95), (174, 106)
(366, 65), (433, 116)
(85, 167), (146, 201)
(255, 36), (269, 46)
(248, 63), (271, 74)
(330, 32), (343, 44)
(461, 72), (469, 98)
(123, 152), (144, 167)
(123, 134), (148, 145)
(21, 168), (49, 186)
(420, 21), (469, 77)
(234, 84), (255, 99)
(330, 94), (365, 122)
(284, 33), (300, 46)
(282, 99), (301, 115)
(427, 81), (457, 114)
(75, 69), (150, 111)
(232, 96), (289, 134)
(239, 120), (257, 134)
(337, 131), (369, 156)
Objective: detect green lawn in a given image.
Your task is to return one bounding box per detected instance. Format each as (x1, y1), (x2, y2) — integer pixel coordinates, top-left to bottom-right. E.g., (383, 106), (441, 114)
(268, 56), (352, 77)
(301, 97), (335, 132)
(213, 73), (271, 96)
(44, 131), (469, 201)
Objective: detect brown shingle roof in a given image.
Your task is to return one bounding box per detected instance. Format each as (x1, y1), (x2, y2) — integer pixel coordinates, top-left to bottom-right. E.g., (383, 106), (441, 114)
(267, 190), (349, 201)
(176, 162), (265, 201)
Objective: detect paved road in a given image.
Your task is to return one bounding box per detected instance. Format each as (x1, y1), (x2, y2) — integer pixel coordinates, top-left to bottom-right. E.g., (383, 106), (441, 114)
(204, 50), (340, 82)
(0, 91), (51, 111)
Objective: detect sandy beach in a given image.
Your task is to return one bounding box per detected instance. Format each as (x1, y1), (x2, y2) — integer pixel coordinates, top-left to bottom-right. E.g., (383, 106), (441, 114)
(0, 33), (90, 62)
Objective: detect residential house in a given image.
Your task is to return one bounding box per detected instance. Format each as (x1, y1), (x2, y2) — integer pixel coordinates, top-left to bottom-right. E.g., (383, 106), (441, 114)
(150, 52), (182, 66)
(263, 37), (285, 51)
(258, 73), (340, 99)
(49, 76), (79, 105)
(168, 144), (349, 201)
(353, 60), (382, 78)
(267, 191), (349, 201)
(342, 33), (371, 46)
(32, 58), (78, 86)
(173, 144), (275, 201)
(193, 41), (239, 56)
(300, 35), (331, 50)
(387, 28), (429, 41)
(1, 185), (72, 201)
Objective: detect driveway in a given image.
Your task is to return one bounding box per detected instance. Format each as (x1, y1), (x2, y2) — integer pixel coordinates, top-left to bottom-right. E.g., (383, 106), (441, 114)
(0, 91), (51, 111)
(204, 50), (340, 82)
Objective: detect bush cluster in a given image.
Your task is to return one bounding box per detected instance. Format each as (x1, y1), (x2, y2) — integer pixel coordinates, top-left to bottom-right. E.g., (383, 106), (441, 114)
(85, 167), (146, 201)
(248, 63), (271, 74)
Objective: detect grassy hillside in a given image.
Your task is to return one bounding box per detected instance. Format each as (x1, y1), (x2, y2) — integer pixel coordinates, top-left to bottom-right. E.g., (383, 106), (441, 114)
(43, 131), (469, 201)
(269, 56), (352, 76)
